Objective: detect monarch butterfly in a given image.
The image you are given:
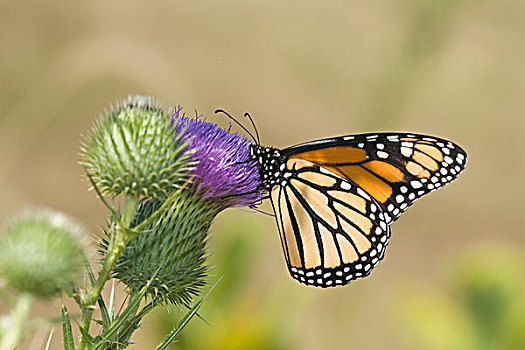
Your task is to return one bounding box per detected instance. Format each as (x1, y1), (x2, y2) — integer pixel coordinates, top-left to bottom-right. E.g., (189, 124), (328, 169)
(217, 111), (468, 288)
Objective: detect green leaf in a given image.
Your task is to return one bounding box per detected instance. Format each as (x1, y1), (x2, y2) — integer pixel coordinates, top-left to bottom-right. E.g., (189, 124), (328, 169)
(80, 249), (110, 328)
(81, 250), (96, 286)
(92, 276), (154, 349)
(61, 305), (75, 350)
(77, 322), (95, 345)
(155, 279), (220, 350)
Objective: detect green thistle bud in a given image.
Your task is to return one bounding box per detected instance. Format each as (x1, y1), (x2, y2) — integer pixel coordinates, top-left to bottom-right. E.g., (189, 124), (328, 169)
(0, 209), (84, 298)
(111, 191), (221, 305)
(81, 95), (194, 198)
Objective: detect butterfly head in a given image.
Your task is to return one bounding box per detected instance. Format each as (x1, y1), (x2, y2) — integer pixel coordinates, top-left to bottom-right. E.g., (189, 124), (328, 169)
(250, 144), (285, 190)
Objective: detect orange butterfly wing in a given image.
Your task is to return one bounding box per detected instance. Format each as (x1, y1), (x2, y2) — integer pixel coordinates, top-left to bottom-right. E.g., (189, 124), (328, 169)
(285, 133), (467, 223)
(269, 160), (390, 287)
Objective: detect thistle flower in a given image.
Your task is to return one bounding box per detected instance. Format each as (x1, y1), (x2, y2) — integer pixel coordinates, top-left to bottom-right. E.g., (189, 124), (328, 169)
(172, 107), (262, 208)
(110, 103), (264, 306)
(0, 209), (84, 298)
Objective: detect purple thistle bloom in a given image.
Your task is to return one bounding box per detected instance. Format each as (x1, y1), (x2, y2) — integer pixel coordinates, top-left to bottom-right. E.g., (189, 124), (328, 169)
(172, 106), (263, 207)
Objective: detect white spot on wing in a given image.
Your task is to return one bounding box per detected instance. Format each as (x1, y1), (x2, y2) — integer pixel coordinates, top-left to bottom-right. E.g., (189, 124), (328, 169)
(411, 180), (422, 189)
(401, 146), (413, 157)
(387, 135), (399, 141)
(377, 151), (389, 159)
(340, 181), (351, 190)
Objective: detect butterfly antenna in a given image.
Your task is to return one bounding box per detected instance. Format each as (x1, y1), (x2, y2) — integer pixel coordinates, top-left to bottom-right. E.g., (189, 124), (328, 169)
(243, 112), (260, 145)
(215, 109), (257, 143)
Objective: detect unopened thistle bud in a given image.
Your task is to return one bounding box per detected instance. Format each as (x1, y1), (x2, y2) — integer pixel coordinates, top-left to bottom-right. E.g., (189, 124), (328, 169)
(113, 194), (221, 305)
(0, 209), (84, 298)
(80, 95), (194, 198)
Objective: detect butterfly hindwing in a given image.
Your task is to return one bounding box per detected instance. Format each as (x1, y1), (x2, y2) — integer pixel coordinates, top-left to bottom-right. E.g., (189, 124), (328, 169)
(269, 158), (391, 288)
(283, 133), (468, 224)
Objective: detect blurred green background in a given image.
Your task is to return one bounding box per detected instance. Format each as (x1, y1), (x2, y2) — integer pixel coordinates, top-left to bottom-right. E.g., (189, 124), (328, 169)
(1, 0), (524, 349)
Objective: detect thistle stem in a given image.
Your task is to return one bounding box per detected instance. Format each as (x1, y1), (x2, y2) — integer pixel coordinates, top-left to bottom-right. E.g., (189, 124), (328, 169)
(0, 293), (33, 350)
(77, 194), (140, 350)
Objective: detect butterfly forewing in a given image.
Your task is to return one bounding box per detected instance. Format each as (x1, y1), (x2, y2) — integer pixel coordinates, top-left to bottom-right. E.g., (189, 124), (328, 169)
(284, 133), (468, 224)
(269, 159), (391, 288)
